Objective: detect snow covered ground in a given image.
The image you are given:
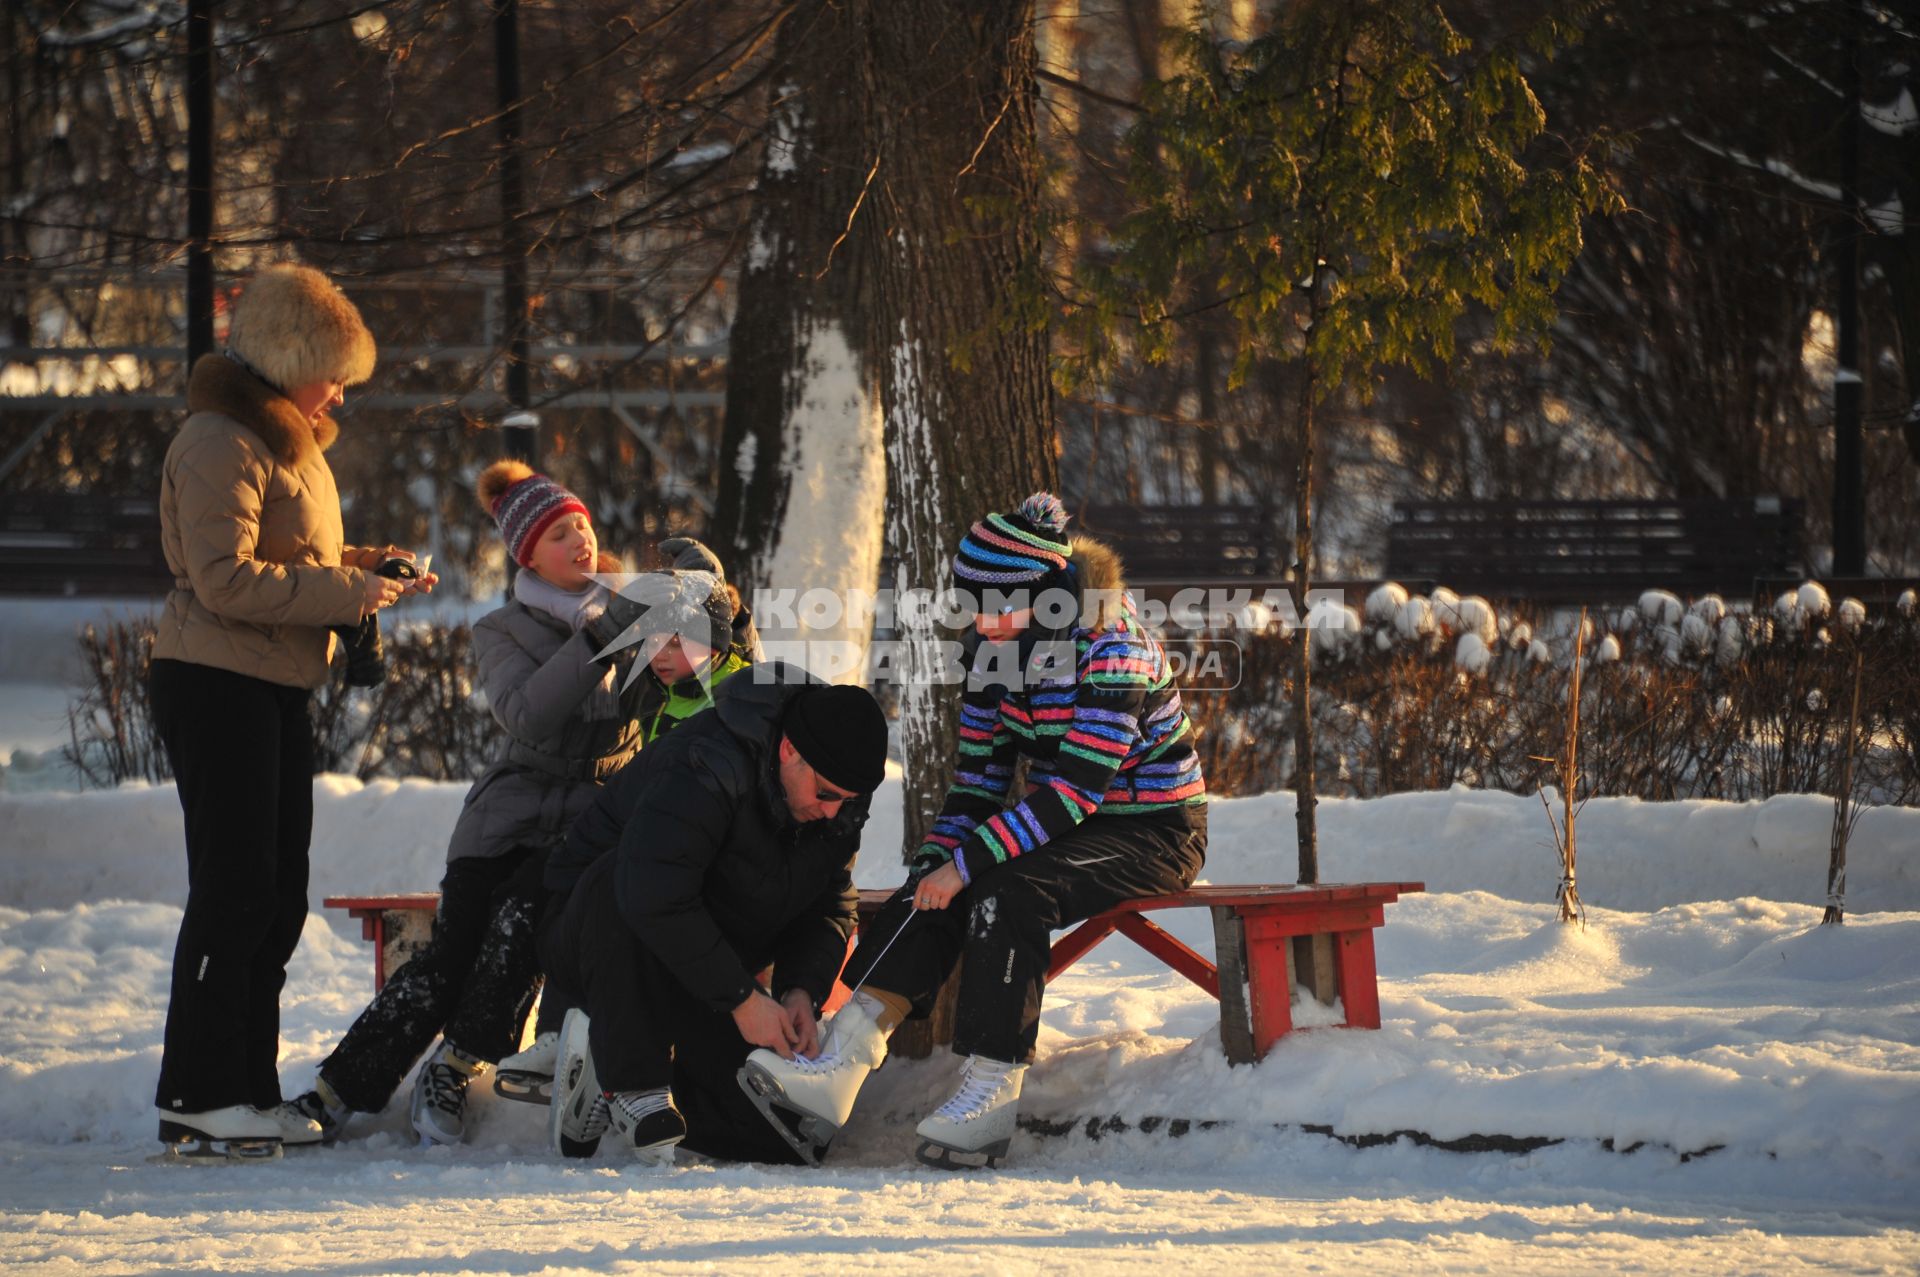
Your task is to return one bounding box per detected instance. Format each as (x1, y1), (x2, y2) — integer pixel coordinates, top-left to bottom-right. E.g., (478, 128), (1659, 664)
(1, 761), (1916, 1273)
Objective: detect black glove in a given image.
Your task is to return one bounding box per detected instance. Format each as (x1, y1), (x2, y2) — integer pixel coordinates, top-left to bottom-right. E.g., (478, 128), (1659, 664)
(332, 616), (385, 687)
(332, 557), (417, 687)
(583, 586), (649, 654)
(659, 535), (725, 578)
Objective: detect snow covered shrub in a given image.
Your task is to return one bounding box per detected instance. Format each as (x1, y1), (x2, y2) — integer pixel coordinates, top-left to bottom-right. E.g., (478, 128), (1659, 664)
(1179, 578), (1920, 805)
(317, 623), (495, 781)
(1638, 590), (1684, 627)
(1364, 581), (1408, 624)
(64, 619), (495, 787)
(62, 620), (168, 787)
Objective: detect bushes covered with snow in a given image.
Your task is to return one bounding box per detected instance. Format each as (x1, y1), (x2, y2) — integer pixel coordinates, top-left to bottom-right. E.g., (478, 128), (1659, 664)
(1177, 581), (1920, 805)
(62, 619), (497, 786)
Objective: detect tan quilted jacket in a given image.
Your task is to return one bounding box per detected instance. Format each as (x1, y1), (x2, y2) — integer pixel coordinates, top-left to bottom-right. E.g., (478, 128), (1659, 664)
(153, 354), (371, 689)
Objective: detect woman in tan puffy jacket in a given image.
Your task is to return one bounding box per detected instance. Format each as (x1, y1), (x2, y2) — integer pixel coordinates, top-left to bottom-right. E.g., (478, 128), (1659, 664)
(150, 264), (435, 1159)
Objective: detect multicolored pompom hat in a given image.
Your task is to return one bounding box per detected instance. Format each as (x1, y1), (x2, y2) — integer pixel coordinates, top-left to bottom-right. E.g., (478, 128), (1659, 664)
(953, 492), (1074, 586)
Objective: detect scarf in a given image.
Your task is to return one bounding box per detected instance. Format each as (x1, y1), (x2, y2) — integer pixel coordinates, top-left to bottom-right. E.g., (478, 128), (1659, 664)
(514, 569), (605, 632)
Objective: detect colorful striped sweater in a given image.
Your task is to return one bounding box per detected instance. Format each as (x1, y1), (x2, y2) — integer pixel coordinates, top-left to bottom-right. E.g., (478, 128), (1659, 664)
(920, 602), (1206, 885)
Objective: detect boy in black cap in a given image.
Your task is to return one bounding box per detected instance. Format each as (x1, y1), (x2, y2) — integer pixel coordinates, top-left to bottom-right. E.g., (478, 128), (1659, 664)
(538, 666), (888, 1165)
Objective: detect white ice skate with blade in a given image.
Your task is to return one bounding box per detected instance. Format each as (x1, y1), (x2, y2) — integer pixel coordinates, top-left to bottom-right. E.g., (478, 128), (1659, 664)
(736, 997), (889, 1166)
(494, 1030), (558, 1104)
(549, 1009), (609, 1159)
(914, 1056), (1027, 1170)
(153, 1104), (285, 1164)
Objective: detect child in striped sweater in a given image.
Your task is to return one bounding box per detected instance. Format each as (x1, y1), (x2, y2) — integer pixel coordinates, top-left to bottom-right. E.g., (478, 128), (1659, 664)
(739, 493), (1207, 1169)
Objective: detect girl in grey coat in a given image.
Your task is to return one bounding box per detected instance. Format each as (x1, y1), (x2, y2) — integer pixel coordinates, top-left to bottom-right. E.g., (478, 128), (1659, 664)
(291, 460), (644, 1145)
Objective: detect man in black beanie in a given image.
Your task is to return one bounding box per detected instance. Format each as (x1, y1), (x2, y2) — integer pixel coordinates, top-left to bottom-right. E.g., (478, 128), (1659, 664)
(538, 664), (889, 1166)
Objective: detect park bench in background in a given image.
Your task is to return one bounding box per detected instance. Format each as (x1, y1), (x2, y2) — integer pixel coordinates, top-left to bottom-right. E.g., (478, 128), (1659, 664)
(1386, 497), (1805, 605)
(1077, 503), (1284, 588)
(0, 493), (171, 596)
(324, 879), (1423, 1066)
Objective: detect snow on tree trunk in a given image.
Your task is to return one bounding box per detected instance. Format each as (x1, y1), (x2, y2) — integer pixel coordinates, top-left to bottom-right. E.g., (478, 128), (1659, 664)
(868, 1), (1055, 853)
(718, 1), (1053, 858)
(713, 3), (886, 682)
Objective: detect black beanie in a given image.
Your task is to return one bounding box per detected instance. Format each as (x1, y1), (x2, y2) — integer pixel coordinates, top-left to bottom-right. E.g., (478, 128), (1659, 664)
(784, 685), (888, 795)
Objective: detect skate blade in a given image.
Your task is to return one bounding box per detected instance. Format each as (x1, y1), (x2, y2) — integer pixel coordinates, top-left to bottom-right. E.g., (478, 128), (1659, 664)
(493, 1070), (553, 1105)
(151, 1138), (283, 1165)
(735, 1064), (835, 1167)
(626, 1140), (679, 1170)
(914, 1137), (1008, 1171)
(550, 1015), (603, 1159)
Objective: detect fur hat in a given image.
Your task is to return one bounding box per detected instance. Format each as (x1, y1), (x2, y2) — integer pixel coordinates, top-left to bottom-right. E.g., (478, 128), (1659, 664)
(476, 458), (591, 567)
(226, 264), (376, 391)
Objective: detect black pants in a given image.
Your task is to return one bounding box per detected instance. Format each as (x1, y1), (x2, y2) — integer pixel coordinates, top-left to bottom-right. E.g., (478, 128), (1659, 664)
(544, 853), (805, 1165)
(319, 848), (546, 1113)
(151, 658), (314, 1115)
(529, 886), (577, 1039)
(842, 805), (1207, 1063)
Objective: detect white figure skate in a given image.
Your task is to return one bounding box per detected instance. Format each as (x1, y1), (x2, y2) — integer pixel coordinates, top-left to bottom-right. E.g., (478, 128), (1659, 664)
(914, 1056), (1027, 1170)
(153, 1105), (287, 1163)
(736, 997), (889, 1166)
(549, 1009), (608, 1159)
(494, 1030), (558, 1104)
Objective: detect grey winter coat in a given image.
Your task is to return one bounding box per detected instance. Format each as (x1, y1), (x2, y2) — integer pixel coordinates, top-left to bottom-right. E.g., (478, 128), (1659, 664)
(445, 600), (643, 863)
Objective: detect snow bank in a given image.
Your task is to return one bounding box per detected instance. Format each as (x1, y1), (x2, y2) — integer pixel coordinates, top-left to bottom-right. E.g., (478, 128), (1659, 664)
(4, 776), (1913, 916)
(0, 778), (1916, 1268)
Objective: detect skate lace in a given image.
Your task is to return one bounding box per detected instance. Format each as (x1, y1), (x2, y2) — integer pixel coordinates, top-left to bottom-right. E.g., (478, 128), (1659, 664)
(784, 1047), (846, 1075)
(578, 1093), (611, 1140)
(420, 1058), (469, 1118)
(933, 1061), (1010, 1124)
(610, 1089), (674, 1124)
(285, 1094), (332, 1129)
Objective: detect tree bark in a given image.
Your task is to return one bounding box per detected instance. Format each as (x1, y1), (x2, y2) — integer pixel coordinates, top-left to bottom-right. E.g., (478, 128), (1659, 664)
(1291, 339), (1318, 885)
(714, 0), (1054, 856)
(712, 2), (888, 682)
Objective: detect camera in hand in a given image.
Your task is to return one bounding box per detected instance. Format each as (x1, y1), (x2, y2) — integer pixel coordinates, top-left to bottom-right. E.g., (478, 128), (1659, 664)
(333, 556), (419, 687)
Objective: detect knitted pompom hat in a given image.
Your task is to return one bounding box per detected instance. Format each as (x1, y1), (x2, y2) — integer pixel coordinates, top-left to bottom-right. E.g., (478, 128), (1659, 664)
(953, 492), (1074, 585)
(226, 264), (377, 390)
(476, 459), (591, 567)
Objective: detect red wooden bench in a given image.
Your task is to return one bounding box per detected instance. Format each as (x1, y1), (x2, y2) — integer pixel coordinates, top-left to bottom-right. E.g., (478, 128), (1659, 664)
(323, 879), (1421, 1065)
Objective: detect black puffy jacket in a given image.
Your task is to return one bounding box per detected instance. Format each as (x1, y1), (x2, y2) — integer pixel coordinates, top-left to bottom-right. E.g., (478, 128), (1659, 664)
(546, 663), (868, 1013)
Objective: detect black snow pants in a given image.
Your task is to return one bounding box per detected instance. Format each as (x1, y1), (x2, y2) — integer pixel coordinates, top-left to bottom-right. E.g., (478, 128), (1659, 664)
(841, 804), (1207, 1064)
(318, 847), (546, 1113)
(542, 851), (807, 1166)
(151, 658), (316, 1115)
(528, 885), (577, 1039)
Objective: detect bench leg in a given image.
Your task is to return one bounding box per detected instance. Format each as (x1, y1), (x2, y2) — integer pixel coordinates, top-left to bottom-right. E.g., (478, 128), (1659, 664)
(1293, 932), (1338, 1006)
(1211, 907), (1257, 1065)
(1047, 914), (1121, 982)
(1336, 928), (1382, 1029)
(1248, 921), (1296, 1060)
(378, 907), (437, 995)
(1114, 913), (1218, 999)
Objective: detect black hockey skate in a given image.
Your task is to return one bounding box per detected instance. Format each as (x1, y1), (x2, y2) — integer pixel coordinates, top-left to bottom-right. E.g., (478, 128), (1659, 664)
(736, 1062), (836, 1167)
